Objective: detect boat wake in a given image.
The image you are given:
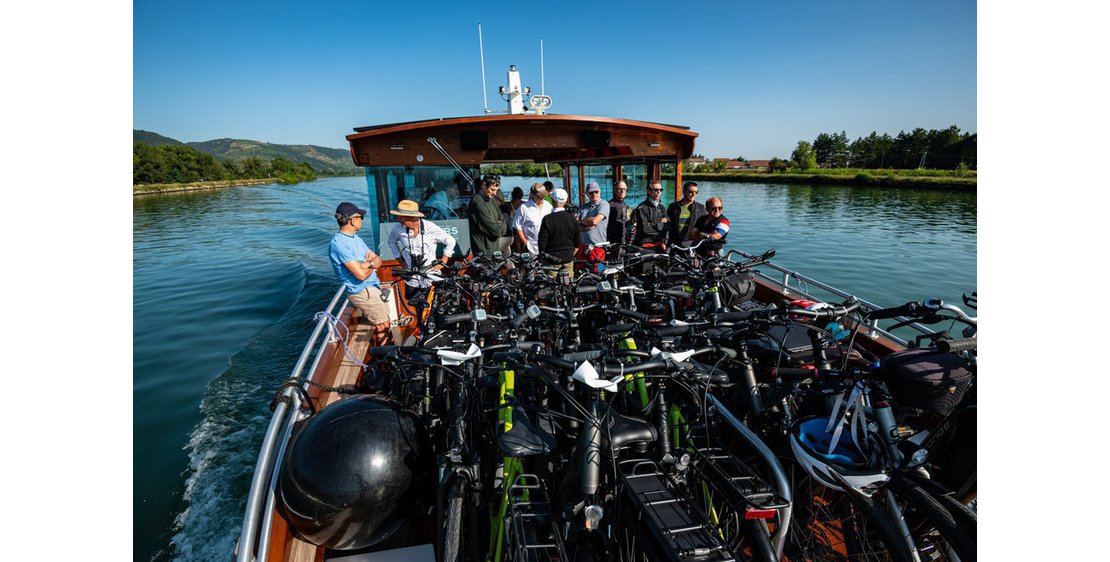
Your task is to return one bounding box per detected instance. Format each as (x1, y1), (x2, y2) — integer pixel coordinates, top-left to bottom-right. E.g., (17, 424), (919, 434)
(168, 271), (335, 561)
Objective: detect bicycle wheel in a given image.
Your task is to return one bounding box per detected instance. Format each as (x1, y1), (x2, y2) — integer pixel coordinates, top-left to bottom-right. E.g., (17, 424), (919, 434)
(785, 469), (915, 562)
(904, 472), (977, 540)
(883, 476), (976, 562)
(438, 475), (465, 562)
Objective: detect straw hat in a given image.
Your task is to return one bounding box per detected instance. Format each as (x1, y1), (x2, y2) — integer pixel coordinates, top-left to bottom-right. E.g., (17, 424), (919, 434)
(389, 199), (424, 218)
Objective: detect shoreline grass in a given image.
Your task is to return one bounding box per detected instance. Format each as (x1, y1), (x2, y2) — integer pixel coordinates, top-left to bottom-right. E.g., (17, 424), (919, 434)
(133, 178), (273, 196)
(676, 170), (975, 190)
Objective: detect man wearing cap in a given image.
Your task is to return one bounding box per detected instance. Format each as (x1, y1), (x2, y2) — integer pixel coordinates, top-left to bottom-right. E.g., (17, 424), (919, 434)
(511, 182), (553, 255)
(576, 181), (610, 264)
(538, 188), (579, 278)
(666, 181), (706, 248)
(328, 202), (391, 346)
(387, 200), (457, 313)
(632, 180), (669, 251)
(468, 174), (506, 257)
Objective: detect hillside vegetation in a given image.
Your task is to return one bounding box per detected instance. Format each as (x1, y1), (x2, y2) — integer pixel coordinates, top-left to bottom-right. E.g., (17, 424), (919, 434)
(133, 130), (359, 175)
(134, 142), (317, 186)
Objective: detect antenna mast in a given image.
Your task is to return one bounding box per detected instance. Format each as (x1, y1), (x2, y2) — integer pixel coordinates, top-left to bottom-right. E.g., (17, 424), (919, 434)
(479, 23), (489, 113)
(540, 38), (545, 95)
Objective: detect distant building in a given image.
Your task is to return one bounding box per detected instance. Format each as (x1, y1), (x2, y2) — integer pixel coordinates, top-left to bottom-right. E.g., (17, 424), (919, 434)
(747, 160), (771, 171)
(686, 157), (706, 166)
(725, 160), (745, 170)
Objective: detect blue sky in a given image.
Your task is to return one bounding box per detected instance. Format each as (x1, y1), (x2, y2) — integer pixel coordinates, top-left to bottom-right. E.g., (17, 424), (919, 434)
(134, 0), (976, 159)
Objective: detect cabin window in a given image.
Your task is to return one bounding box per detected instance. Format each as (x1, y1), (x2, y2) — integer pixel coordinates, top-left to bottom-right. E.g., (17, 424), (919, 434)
(584, 165), (613, 198)
(364, 165), (480, 259)
(620, 164), (648, 202)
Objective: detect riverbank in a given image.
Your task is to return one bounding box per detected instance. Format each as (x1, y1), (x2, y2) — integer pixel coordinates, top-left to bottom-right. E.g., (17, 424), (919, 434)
(677, 171), (976, 191)
(133, 178), (272, 196)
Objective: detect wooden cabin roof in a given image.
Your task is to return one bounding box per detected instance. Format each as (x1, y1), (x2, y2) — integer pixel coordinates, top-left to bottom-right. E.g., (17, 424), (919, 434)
(345, 114), (698, 167)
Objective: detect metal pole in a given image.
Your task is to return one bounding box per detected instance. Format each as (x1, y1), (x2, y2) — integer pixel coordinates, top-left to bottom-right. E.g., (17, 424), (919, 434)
(479, 23), (489, 113)
(540, 38), (545, 95)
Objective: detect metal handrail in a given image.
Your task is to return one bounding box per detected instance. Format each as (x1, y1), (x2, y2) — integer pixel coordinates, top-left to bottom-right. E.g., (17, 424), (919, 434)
(729, 251), (935, 346)
(237, 285), (349, 562)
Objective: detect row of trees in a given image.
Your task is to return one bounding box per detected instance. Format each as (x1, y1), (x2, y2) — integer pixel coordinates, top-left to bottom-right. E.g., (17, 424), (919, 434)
(790, 126), (976, 170)
(480, 162), (564, 176)
(133, 142), (318, 185)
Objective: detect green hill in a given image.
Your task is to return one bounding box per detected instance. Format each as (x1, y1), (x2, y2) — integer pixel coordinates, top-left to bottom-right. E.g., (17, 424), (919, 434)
(133, 130), (185, 147)
(133, 130), (359, 174)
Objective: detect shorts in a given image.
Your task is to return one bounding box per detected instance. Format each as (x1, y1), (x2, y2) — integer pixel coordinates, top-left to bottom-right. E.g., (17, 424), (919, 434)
(348, 286), (391, 326)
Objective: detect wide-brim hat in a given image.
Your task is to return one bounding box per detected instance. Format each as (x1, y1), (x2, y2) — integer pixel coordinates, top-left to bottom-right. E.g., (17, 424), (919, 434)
(530, 182), (548, 195)
(389, 199), (424, 218)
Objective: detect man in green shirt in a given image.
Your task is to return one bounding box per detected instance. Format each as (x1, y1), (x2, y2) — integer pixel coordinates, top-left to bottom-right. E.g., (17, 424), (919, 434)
(468, 174), (506, 257)
(665, 181), (706, 247)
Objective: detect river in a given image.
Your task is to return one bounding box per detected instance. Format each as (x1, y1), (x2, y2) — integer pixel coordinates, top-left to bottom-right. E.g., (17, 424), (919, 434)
(133, 175), (975, 561)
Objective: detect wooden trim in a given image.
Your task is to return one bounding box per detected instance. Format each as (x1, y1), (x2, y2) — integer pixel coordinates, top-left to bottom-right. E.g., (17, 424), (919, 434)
(577, 164), (586, 205)
(613, 164), (623, 189)
(562, 164), (571, 200)
(674, 156), (684, 202)
(346, 114), (698, 142)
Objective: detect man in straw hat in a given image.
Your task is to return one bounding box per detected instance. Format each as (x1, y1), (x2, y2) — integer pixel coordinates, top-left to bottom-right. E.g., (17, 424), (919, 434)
(511, 182), (552, 255)
(387, 199), (457, 314)
(328, 202), (391, 346)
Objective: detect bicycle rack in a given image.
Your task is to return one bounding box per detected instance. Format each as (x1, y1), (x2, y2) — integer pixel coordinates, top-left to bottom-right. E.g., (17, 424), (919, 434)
(506, 473), (568, 562)
(686, 429), (789, 514)
(617, 458), (738, 561)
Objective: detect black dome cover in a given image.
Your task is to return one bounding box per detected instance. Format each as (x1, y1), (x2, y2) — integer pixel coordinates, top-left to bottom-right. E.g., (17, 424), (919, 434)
(276, 395), (431, 550)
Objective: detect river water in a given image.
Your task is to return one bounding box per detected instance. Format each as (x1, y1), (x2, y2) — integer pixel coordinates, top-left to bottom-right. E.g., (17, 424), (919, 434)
(133, 176), (976, 561)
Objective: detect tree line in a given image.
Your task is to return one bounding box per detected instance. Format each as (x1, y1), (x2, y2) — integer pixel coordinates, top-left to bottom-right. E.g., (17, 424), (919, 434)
(787, 126), (976, 171)
(480, 162), (563, 176)
(133, 142), (318, 185)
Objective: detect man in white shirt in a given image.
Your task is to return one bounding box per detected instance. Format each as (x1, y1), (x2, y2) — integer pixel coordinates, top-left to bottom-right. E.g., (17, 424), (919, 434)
(510, 182), (553, 255)
(386, 200), (457, 313)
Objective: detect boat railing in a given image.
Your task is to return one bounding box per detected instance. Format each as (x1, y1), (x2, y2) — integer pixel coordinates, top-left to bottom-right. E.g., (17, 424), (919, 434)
(730, 250), (933, 347)
(237, 285), (349, 562)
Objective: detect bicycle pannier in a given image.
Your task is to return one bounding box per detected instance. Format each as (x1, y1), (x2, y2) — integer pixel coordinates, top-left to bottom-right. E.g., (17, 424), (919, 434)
(880, 348), (972, 415)
(719, 271), (756, 308)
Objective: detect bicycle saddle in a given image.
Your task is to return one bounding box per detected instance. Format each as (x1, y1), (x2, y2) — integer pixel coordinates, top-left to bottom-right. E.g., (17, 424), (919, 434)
(598, 403), (658, 453)
(498, 408), (556, 458)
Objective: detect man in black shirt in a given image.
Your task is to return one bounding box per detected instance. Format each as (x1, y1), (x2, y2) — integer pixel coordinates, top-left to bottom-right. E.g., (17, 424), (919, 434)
(632, 180), (669, 251)
(538, 188), (580, 278)
(607, 180), (631, 257)
(688, 196), (730, 256)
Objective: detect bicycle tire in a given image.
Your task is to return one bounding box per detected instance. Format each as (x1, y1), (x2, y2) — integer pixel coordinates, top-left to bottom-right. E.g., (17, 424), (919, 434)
(438, 476), (465, 562)
(886, 476), (976, 562)
(786, 471), (915, 562)
(904, 472), (977, 539)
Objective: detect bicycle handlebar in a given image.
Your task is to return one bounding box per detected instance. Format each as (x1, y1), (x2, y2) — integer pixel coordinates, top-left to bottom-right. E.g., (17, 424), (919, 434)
(936, 337), (977, 353)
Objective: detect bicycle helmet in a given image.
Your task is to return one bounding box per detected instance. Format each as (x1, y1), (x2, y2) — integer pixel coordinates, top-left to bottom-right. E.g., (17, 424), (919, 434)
(789, 415), (889, 496)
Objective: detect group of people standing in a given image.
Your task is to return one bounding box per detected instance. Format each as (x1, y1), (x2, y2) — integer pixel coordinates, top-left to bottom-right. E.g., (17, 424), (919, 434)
(328, 176), (730, 339)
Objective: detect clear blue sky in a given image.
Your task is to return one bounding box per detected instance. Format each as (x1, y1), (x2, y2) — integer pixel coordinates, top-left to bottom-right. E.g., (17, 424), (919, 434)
(134, 0), (976, 160)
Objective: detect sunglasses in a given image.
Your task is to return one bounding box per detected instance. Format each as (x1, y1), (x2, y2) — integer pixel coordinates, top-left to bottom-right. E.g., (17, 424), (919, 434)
(707, 206), (722, 210)
(351, 215), (363, 219)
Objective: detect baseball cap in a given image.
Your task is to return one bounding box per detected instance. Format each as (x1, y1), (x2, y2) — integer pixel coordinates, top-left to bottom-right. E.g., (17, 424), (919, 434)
(586, 181), (601, 193)
(552, 188), (569, 204)
(336, 202), (367, 217)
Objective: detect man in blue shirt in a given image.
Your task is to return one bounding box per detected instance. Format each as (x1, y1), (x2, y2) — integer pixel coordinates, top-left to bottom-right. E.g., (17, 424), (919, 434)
(329, 202), (391, 346)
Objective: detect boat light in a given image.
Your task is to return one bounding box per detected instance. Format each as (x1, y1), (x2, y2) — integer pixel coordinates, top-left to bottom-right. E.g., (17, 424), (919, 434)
(390, 145), (405, 150)
(648, 141), (662, 147)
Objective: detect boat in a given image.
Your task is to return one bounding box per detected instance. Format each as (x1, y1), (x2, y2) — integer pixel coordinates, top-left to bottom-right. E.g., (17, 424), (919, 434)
(234, 65), (968, 562)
